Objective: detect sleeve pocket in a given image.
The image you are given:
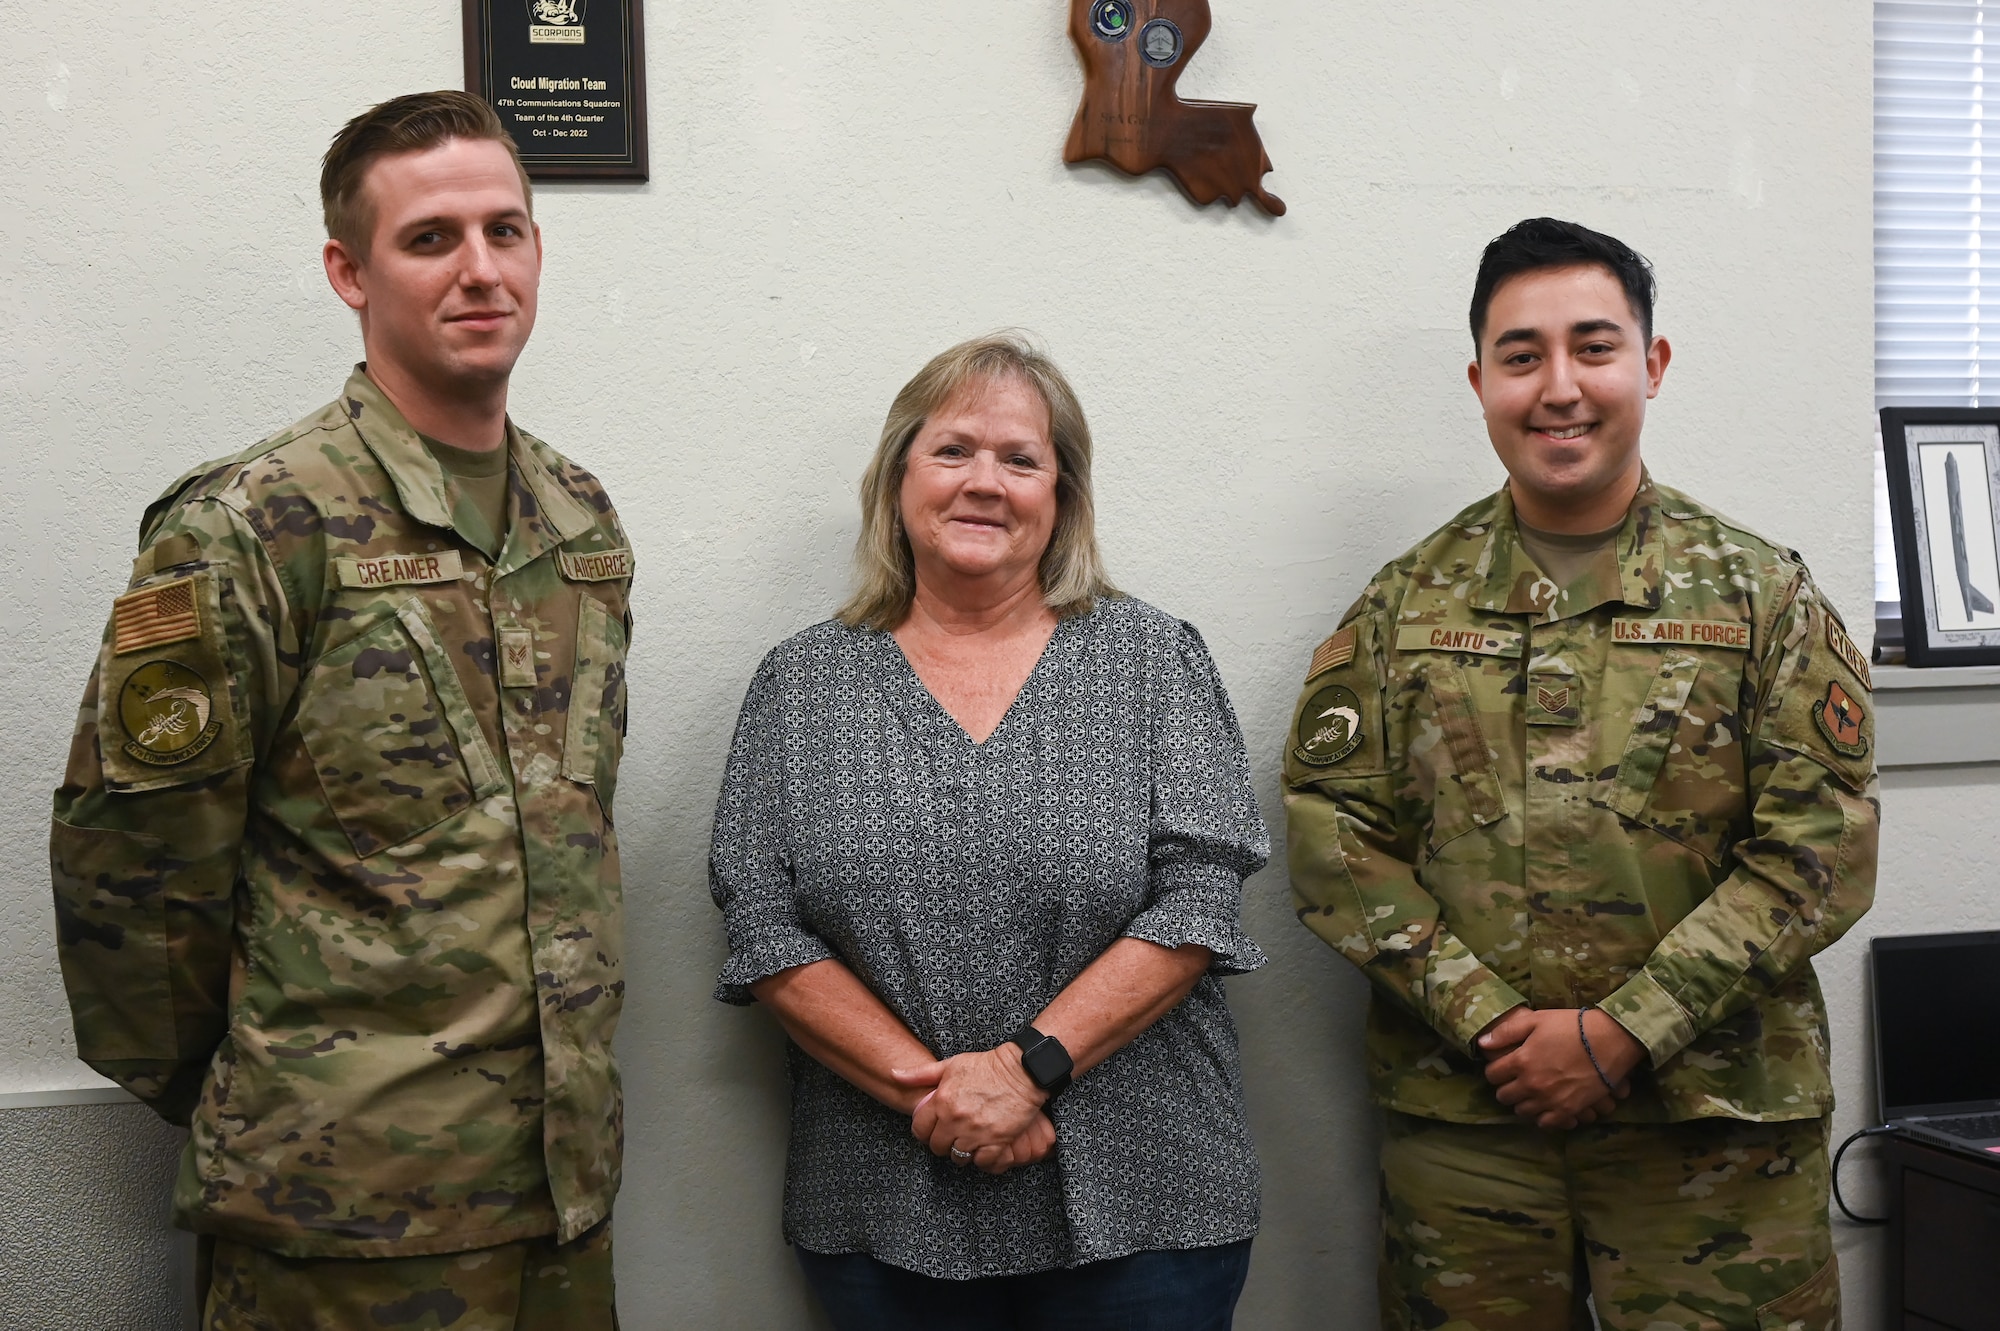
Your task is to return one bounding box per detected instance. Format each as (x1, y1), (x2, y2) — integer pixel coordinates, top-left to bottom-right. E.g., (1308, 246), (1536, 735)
(563, 596), (628, 820)
(50, 817), (176, 1063)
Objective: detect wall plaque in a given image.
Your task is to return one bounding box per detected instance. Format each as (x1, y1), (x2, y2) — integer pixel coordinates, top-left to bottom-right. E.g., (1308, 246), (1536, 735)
(463, 0), (648, 181)
(1064, 0), (1283, 216)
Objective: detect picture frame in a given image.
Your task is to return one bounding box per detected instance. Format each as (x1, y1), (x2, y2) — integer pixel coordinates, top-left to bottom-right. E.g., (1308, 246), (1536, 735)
(463, 0), (648, 181)
(1880, 407), (2000, 666)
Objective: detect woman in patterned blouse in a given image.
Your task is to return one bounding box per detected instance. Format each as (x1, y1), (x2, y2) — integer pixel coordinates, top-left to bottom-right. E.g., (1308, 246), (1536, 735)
(710, 333), (1270, 1330)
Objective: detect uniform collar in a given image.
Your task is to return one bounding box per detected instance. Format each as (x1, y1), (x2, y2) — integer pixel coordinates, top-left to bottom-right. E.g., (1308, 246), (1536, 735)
(340, 367), (455, 530)
(497, 421), (598, 578)
(1466, 471), (1668, 620)
(338, 365), (597, 571)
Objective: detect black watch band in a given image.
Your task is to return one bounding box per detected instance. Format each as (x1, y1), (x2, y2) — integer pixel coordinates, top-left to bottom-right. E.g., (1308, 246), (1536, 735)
(1007, 1025), (1074, 1098)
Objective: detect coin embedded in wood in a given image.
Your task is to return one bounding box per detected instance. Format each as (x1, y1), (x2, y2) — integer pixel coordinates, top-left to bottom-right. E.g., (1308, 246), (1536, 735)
(1062, 0), (1285, 216)
(1091, 0), (1134, 40)
(1139, 19), (1183, 66)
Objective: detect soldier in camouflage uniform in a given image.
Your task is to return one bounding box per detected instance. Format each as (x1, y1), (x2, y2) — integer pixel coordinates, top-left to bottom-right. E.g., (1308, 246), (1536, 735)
(1285, 219), (1876, 1331)
(49, 92), (632, 1329)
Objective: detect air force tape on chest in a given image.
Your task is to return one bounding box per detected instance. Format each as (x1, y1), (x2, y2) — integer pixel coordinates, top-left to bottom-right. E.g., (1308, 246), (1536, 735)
(557, 547), (634, 582)
(1611, 617), (1751, 650)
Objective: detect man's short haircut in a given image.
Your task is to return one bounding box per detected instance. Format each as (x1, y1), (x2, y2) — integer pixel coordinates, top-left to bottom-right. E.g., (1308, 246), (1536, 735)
(1469, 217), (1657, 353)
(321, 91), (532, 257)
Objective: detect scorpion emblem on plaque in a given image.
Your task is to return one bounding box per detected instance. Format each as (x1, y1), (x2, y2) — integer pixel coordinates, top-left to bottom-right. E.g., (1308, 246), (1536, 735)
(528, 0), (586, 42)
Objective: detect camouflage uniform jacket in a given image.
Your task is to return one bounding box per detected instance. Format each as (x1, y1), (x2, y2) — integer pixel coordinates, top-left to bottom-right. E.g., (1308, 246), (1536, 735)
(1284, 476), (1878, 1125)
(50, 369), (633, 1257)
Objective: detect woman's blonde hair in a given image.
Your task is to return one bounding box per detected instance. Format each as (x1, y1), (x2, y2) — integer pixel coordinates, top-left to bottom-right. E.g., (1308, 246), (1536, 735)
(836, 332), (1116, 630)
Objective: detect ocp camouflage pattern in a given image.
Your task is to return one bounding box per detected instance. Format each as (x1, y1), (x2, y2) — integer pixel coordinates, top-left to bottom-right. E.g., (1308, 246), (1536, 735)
(1378, 1112), (1839, 1330)
(1284, 476), (1879, 1124)
(51, 369), (633, 1258)
(204, 1218), (617, 1330)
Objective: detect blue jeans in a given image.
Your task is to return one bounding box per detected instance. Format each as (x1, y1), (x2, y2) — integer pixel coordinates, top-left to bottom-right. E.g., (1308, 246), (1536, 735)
(795, 1240), (1253, 1331)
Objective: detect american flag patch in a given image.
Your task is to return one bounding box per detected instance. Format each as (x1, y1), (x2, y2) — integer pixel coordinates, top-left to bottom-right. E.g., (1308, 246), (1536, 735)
(113, 577), (201, 656)
(1307, 626), (1356, 680)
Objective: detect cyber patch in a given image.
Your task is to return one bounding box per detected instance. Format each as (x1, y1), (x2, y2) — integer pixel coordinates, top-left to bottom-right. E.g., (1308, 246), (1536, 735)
(1826, 615), (1872, 689)
(1813, 679), (1869, 757)
(118, 659), (223, 766)
(1294, 682), (1365, 767)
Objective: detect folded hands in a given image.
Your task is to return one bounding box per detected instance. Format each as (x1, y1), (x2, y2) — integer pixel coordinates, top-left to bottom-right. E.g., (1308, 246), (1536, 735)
(894, 1045), (1054, 1176)
(1477, 1006), (1646, 1131)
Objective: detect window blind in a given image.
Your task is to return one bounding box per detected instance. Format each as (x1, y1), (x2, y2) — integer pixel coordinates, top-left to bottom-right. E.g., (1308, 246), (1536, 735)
(1875, 1), (2000, 602)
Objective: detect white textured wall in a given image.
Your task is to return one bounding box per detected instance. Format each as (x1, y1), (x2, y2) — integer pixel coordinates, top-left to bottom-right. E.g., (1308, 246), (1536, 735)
(0, 1102), (191, 1331)
(0, 3), (1923, 1327)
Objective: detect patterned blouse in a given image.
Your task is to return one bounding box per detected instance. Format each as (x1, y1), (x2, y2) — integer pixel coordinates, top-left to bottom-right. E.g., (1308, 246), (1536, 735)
(709, 595), (1270, 1280)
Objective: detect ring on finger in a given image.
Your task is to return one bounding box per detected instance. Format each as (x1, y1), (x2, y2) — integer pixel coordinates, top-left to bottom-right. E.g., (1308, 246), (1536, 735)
(949, 1145), (973, 1164)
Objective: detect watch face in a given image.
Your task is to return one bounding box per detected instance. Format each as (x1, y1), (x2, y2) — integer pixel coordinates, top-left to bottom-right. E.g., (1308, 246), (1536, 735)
(1021, 1037), (1073, 1088)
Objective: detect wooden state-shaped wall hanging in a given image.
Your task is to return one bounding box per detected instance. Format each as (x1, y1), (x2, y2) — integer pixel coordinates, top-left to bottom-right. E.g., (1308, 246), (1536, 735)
(1064, 0), (1284, 216)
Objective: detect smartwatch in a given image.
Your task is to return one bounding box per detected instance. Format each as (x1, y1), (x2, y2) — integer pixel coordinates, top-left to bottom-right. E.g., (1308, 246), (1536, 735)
(1007, 1025), (1074, 1098)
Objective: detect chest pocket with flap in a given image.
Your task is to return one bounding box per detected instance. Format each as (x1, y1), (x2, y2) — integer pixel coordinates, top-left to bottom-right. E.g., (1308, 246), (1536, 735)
(299, 597), (506, 857)
(1597, 648), (1743, 865)
(1407, 657), (1508, 857)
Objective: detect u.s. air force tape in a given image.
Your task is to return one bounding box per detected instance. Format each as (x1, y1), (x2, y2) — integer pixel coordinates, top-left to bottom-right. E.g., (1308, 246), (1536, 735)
(1611, 618), (1750, 650)
(557, 548), (634, 582)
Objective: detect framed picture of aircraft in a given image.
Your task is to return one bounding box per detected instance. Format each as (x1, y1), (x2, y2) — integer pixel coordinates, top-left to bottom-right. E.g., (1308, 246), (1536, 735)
(1882, 407), (2000, 666)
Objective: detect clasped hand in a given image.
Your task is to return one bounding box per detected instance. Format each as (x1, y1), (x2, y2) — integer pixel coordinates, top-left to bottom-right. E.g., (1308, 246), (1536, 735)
(893, 1046), (1053, 1176)
(1478, 1006), (1644, 1131)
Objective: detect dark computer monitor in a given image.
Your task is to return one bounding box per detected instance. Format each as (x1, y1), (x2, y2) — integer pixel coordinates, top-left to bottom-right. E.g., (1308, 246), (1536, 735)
(1872, 930), (2000, 1119)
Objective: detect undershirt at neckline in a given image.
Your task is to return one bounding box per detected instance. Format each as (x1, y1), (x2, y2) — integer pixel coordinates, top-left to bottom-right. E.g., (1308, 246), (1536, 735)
(1517, 517), (1623, 593)
(420, 434), (509, 559)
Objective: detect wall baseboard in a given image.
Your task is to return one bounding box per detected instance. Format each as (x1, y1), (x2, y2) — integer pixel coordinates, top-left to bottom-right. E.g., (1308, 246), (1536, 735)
(0, 1085), (137, 1111)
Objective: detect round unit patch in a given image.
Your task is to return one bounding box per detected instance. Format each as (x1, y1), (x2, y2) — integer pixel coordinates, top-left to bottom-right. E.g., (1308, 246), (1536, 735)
(119, 659), (222, 766)
(1139, 18), (1184, 66)
(1294, 682), (1364, 767)
(1090, 0), (1133, 41)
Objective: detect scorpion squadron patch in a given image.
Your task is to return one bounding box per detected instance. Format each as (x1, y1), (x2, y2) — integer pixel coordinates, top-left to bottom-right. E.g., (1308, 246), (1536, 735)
(118, 659), (222, 765)
(1294, 682), (1365, 767)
